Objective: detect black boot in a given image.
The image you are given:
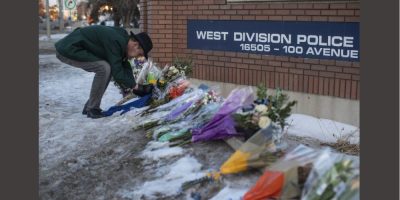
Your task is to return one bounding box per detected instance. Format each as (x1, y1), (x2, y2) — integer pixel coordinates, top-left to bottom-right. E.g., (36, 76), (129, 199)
(86, 108), (105, 119)
(82, 107), (88, 115)
(82, 103), (89, 115)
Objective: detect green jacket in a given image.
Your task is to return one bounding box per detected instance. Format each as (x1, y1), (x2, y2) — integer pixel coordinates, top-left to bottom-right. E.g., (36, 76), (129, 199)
(55, 25), (135, 89)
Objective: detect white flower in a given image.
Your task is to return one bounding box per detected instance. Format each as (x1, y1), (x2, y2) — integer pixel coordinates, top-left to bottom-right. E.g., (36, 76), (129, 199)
(173, 69), (179, 74)
(169, 66), (176, 70)
(255, 104), (268, 114)
(258, 116), (271, 129)
(266, 142), (277, 152)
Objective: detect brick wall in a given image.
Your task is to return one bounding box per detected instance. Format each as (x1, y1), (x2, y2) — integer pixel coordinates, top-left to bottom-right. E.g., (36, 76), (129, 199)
(140, 0), (360, 100)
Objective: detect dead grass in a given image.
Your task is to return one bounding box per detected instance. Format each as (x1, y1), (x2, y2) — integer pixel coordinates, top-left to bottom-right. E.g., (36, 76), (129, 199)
(322, 139), (360, 156)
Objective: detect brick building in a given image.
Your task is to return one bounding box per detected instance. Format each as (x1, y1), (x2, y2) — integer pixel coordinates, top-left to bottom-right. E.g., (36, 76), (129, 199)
(139, 0), (360, 126)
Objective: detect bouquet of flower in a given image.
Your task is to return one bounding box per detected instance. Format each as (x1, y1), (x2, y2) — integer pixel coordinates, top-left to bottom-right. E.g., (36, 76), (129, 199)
(233, 85), (296, 142)
(167, 79), (191, 100)
(191, 87), (255, 143)
(148, 121), (191, 142)
(266, 88), (297, 129)
(156, 58), (191, 89)
(129, 56), (146, 79)
(165, 88), (221, 122)
(219, 123), (285, 175)
(122, 57), (193, 115)
(172, 56), (193, 78)
(182, 121), (285, 191)
(233, 104), (270, 139)
(251, 84), (298, 129)
(160, 102), (222, 146)
(149, 75), (191, 108)
(143, 88), (223, 145)
(134, 88), (206, 132)
(141, 86), (200, 116)
(135, 58), (163, 85)
(301, 150), (360, 200)
(243, 145), (320, 200)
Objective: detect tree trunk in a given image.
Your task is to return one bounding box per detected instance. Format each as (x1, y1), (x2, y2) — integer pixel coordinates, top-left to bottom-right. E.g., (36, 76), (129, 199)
(114, 16), (121, 27)
(58, 0), (64, 31)
(123, 10), (132, 28)
(45, 0), (51, 39)
(113, 8), (121, 27)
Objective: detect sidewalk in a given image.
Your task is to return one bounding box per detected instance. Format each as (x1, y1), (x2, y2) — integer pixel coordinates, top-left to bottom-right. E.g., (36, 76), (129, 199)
(39, 38), (57, 54)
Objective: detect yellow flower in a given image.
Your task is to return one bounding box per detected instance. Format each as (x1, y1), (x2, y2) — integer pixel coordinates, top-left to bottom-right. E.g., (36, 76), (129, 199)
(148, 80), (157, 85)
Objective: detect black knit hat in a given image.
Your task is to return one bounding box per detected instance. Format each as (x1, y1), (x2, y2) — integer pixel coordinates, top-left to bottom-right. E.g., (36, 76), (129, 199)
(130, 31), (153, 59)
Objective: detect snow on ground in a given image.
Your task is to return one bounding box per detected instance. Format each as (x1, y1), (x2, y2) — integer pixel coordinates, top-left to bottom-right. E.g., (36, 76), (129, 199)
(39, 33), (68, 41)
(210, 186), (249, 200)
(39, 54), (131, 170)
(131, 156), (206, 198)
(39, 53), (359, 199)
(141, 141), (184, 160)
(285, 114), (360, 144)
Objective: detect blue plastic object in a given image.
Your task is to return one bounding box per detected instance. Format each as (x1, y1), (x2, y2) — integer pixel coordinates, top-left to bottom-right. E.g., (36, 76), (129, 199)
(102, 94), (152, 116)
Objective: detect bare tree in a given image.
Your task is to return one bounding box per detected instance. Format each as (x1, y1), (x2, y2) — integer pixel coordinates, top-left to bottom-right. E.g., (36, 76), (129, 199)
(88, 0), (108, 24)
(88, 0), (139, 27)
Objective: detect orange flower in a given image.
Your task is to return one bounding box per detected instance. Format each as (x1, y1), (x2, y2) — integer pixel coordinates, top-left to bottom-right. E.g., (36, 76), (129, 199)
(168, 80), (190, 99)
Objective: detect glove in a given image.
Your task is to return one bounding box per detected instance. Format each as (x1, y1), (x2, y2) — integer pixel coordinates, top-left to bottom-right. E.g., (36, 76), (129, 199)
(131, 84), (154, 97)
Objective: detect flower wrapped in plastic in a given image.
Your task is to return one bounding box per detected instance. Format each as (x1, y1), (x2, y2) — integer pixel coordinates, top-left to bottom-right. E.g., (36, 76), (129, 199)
(167, 79), (191, 99)
(144, 88), (223, 145)
(144, 88), (202, 116)
(136, 59), (153, 85)
(158, 102), (223, 145)
(150, 76), (190, 108)
(301, 149), (360, 200)
(144, 106), (214, 142)
(243, 144), (320, 200)
(180, 117), (284, 191)
(219, 121), (285, 175)
(134, 89), (203, 131)
(165, 87), (222, 123)
(129, 56), (145, 80)
(146, 64), (162, 85)
(191, 87), (254, 142)
(233, 103), (271, 140)
(150, 121), (191, 142)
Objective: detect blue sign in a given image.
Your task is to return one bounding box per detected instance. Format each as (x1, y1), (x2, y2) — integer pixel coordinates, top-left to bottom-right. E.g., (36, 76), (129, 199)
(187, 20), (359, 61)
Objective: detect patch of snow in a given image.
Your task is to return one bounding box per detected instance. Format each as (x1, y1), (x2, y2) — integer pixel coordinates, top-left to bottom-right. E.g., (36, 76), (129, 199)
(125, 156), (205, 199)
(210, 186), (248, 200)
(39, 54), (139, 170)
(285, 114), (359, 144)
(39, 33), (68, 41)
(141, 141), (184, 160)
